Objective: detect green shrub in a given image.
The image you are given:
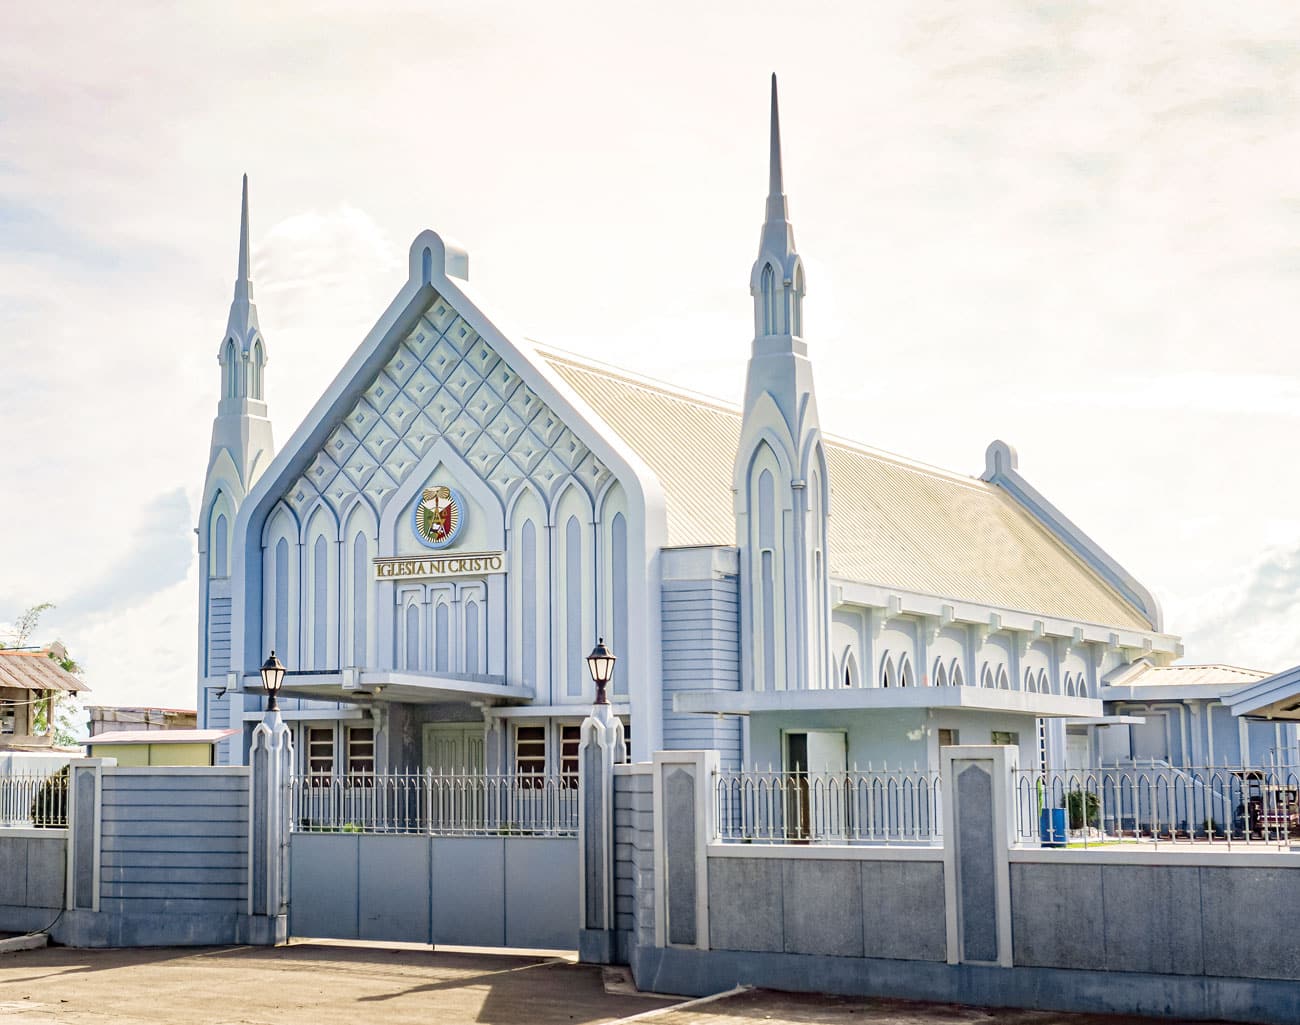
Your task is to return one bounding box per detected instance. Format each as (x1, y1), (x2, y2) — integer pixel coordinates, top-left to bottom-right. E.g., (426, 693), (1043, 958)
(1064, 790), (1100, 831)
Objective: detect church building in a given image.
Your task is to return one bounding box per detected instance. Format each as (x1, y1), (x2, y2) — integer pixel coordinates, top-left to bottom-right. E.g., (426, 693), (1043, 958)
(199, 79), (1269, 782)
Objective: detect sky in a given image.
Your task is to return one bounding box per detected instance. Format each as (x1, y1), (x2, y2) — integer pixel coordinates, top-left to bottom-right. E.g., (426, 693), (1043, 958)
(3, 2), (1300, 709)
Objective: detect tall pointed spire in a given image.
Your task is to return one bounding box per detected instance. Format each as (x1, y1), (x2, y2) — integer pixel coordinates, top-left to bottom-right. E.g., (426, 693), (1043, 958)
(767, 73), (786, 219)
(225, 173), (261, 347)
(750, 74), (802, 343)
(736, 75), (829, 692)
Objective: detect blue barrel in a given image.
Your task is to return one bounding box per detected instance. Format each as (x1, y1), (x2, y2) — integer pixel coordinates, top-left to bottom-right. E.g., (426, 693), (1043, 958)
(1039, 807), (1068, 847)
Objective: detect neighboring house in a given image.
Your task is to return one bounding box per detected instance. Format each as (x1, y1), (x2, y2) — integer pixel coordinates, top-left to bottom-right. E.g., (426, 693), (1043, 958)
(196, 80), (1270, 781)
(1090, 662), (1296, 769)
(0, 649), (87, 755)
(86, 728), (237, 767)
(88, 706), (198, 734)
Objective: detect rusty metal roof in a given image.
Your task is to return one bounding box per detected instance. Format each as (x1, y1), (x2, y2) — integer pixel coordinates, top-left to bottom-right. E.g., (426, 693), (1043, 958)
(0, 650), (89, 693)
(541, 349), (1151, 632)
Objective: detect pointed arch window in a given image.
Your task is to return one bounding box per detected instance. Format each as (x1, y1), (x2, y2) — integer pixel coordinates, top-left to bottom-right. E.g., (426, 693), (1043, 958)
(792, 265), (804, 337)
(932, 659), (948, 688)
(351, 532), (367, 667)
(880, 653), (896, 689)
(1024, 668), (1035, 693)
(223, 339), (238, 398)
(996, 665), (1011, 690)
(980, 664), (995, 690)
(899, 654), (915, 688)
(1038, 669), (1050, 695)
(842, 650), (859, 688)
(211, 508), (228, 579)
(252, 340), (265, 400)
(950, 659), (965, 688)
(760, 264), (776, 335)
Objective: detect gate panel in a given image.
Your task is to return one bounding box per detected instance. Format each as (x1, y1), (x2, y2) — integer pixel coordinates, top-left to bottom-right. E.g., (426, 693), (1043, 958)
(431, 838), (505, 946)
(360, 835), (430, 943)
(290, 834), (359, 939)
(505, 837), (579, 949)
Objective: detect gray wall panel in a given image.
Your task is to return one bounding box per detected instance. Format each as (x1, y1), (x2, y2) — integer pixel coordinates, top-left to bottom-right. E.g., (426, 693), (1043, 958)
(782, 859), (864, 958)
(861, 860), (946, 962)
(707, 857), (783, 953)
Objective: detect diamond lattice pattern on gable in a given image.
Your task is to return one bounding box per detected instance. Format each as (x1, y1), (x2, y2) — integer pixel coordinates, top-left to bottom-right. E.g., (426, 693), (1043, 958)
(289, 293), (612, 518)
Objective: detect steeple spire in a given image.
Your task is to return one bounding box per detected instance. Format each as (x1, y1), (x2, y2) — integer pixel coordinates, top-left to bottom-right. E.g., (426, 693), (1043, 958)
(750, 74), (803, 344)
(225, 173), (261, 346)
(735, 76), (830, 694)
(767, 73), (786, 220)
(235, 173), (252, 306)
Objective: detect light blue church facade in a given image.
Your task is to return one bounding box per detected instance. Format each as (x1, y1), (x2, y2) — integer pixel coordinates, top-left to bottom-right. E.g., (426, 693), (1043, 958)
(196, 81), (1294, 781)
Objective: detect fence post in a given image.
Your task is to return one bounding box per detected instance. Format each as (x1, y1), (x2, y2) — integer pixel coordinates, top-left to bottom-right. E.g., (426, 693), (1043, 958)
(577, 704), (623, 963)
(65, 758), (113, 913)
(941, 744), (1016, 968)
(651, 749), (717, 951)
(246, 710), (293, 944)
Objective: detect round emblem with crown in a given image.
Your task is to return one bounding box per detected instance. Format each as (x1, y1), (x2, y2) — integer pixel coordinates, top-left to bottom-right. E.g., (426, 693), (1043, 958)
(412, 484), (465, 549)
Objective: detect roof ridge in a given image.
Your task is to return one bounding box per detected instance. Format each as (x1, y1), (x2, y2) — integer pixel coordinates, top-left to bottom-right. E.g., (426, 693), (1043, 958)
(534, 343), (989, 488)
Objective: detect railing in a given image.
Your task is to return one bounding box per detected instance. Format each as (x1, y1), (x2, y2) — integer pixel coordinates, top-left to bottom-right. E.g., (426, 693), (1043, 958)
(714, 768), (942, 845)
(0, 769), (68, 828)
(1013, 763), (1300, 849)
(289, 771), (578, 837)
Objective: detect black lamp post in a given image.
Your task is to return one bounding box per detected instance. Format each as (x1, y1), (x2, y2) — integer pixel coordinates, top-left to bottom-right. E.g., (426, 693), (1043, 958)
(585, 638), (616, 706)
(260, 651), (287, 713)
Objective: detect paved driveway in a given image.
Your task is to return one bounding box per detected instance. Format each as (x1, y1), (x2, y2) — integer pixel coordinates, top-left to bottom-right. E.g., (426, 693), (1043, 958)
(0, 944), (1217, 1025)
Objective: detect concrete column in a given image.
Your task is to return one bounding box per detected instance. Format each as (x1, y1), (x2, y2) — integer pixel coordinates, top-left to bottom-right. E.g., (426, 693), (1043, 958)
(66, 758), (113, 912)
(577, 704), (624, 963)
(651, 749), (717, 950)
(942, 744), (1016, 968)
(247, 711), (293, 944)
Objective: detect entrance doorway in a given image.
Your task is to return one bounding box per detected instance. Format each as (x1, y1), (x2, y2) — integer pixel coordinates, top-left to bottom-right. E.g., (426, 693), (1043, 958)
(782, 729), (847, 841)
(422, 724), (485, 773)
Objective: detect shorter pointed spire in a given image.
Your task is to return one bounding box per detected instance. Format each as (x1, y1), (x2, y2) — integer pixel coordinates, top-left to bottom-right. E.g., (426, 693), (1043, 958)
(234, 173), (253, 306)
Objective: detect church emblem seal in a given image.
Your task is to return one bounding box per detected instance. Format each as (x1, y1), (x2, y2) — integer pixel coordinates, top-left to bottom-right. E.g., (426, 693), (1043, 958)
(412, 484), (465, 550)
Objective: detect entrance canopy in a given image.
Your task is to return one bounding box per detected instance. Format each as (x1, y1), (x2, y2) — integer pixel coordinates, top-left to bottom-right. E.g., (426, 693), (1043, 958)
(673, 686), (1102, 718)
(1225, 664), (1300, 722)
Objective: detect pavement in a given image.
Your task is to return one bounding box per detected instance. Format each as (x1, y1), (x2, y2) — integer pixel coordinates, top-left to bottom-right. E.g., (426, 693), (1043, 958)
(0, 943), (1222, 1025)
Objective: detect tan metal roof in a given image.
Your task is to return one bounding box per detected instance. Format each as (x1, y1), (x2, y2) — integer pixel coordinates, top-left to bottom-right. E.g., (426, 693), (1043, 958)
(0, 650), (88, 693)
(541, 349), (1151, 632)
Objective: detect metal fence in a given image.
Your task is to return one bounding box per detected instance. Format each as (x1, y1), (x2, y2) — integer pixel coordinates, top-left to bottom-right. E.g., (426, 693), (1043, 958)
(288, 771), (579, 837)
(713, 768), (942, 845)
(0, 769), (68, 828)
(1013, 763), (1300, 848)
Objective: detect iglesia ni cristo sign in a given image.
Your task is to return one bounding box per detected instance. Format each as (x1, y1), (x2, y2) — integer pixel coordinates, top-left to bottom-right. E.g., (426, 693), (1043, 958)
(374, 552), (506, 581)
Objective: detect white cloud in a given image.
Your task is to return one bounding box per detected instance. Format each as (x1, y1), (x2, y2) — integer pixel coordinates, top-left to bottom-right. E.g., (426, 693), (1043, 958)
(4, 3), (1300, 706)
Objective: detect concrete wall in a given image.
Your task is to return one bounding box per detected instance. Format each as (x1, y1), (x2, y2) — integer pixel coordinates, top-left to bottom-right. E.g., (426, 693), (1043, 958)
(288, 833), (579, 950)
(708, 851), (946, 961)
(0, 830), (66, 932)
(618, 747), (1300, 1025)
(1010, 854), (1300, 981)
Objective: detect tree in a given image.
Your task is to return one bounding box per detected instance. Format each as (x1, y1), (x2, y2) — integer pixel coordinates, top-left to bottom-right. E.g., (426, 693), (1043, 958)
(3, 602), (86, 746)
